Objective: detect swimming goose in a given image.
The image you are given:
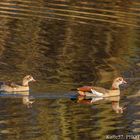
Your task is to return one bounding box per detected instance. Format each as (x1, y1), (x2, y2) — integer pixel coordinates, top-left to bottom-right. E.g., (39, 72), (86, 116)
(0, 75), (35, 92)
(77, 77), (127, 97)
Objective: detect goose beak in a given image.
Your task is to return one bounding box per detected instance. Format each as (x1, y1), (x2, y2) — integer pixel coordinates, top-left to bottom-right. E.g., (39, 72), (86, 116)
(122, 80), (127, 84)
(32, 78), (36, 82)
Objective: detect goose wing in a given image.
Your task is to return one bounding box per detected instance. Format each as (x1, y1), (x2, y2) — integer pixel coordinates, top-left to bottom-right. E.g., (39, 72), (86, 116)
(92, 87), (109, 94)
(77, 86), (109, 94)
(5, 82), (19, 88)
(77, 86), (94, 92)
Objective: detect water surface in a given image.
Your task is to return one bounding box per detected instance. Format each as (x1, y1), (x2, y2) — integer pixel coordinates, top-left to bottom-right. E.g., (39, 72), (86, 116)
(0, 0), (140, 139)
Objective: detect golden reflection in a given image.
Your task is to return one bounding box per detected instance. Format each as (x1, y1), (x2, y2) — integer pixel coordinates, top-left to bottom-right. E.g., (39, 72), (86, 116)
(0, 0), (139, 91)
(0, 0), (139, 139)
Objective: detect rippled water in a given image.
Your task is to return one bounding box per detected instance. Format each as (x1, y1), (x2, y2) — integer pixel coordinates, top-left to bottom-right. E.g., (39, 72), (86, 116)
(0, 0), (140, 140)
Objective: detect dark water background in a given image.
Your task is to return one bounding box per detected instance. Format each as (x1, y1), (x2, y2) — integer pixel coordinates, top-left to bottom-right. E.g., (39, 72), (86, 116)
(0, 0), (140, 140)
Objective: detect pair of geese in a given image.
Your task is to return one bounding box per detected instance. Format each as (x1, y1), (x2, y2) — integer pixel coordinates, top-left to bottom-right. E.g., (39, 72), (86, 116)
(0, 75), (127, 98)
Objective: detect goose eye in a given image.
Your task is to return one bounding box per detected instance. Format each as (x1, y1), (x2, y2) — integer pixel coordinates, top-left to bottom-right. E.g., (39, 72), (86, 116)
(26, 76), (31, 80)
(28, 75), (32, 79)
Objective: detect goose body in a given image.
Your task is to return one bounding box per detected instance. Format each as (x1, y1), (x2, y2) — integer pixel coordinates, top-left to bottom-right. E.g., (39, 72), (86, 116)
(77, 77), (127, 97)
(0, 75), (35, 92)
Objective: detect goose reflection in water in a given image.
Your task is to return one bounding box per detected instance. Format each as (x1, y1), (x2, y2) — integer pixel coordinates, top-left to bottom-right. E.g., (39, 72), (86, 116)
(13, 91), (35, 108)
(22, 94), (35, 108)
(105, 96), (126, 114)
(0, 91), (35, 108)
(74, 95), (125, 114)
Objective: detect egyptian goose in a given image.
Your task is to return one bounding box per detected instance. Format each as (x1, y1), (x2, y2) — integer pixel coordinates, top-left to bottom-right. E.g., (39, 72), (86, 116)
(77, 77), (127, 97)
(0, 75), (35, 92)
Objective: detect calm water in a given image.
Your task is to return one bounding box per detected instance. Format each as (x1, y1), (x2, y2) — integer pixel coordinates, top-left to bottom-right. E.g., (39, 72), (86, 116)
(0, 0), (140, 140)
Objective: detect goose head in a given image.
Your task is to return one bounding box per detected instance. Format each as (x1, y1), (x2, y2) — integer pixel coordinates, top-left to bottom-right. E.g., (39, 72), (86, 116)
(112, 77), (127, 89)
(22, 75), (36, 86)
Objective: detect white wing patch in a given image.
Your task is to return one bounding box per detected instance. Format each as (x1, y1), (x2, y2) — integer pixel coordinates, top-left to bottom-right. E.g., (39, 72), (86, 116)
(91, 89), (103, 97)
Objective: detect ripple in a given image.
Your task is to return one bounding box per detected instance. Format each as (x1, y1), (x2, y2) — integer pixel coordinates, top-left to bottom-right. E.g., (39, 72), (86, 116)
(0, 1), (140, 27)
(0, 1), (139, 139)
